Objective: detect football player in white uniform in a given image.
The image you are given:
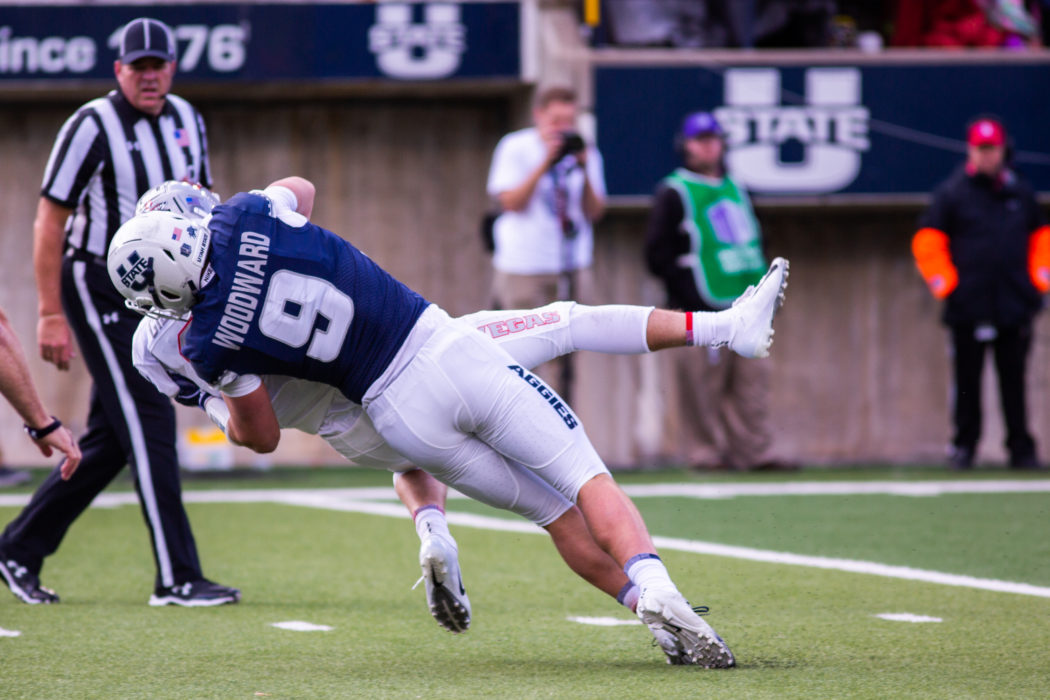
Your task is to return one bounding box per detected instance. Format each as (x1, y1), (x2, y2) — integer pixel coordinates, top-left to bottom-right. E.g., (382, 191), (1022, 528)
(123, 181), (788, 666)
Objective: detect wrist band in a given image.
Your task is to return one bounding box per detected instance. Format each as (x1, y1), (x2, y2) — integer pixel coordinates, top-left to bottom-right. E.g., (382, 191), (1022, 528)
(24, 416), (62, 441)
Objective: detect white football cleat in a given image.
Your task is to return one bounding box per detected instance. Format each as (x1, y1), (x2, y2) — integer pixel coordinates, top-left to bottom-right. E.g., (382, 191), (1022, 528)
(727, 257), (789, 359)
(418, 534), (471, 633)
(637, 588), (735, 668)
(647, 623), (687, 665)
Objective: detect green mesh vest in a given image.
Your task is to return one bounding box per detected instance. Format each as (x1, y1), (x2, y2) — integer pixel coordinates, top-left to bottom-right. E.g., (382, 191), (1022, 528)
(665, 168), (766, 309)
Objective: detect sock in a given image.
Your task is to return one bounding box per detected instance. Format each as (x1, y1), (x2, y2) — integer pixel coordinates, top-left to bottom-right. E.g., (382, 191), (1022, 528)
(414, 504), (452, 544)
(686, 311), (733, 348)
(569, 304), (653, 355)
(616, 582), (640, 613)
(624, 553), (676, 593)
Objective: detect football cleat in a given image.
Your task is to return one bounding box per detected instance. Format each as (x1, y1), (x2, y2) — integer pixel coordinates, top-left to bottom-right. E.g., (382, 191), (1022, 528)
(646, 604), (711, 665)
(149, 579), (241, 607)
(637, 588), (735, 668)
(727, 257), (789, 359)
(0, 555), (59, 604)
(648, 624), (687, 665)
(418, 534), (471, 633)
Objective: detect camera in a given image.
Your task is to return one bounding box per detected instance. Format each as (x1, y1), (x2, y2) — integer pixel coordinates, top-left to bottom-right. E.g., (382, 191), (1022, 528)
(555, 131), (585, 161)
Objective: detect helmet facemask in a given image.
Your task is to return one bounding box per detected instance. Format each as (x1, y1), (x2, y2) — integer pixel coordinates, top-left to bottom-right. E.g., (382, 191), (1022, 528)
(135, 180), (221, 221)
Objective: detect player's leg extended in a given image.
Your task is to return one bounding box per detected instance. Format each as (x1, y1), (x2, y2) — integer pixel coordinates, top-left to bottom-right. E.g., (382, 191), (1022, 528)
(542, 506), (696, 665)
(614, 256), (788, 358)
(368, 323), (734, 667)
(544, 505), (631, 599)
(462, 256), (788, 364)
(470, 330), (736, 668)
(574, 474), (735, 668)
(392, 468), (470, 633)
(393, 467), (449, 513)
(393, 451), (678, 654)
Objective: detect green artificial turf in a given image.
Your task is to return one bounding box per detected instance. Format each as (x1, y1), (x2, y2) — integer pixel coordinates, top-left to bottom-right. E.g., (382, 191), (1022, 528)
(1, 468), (1049, 698)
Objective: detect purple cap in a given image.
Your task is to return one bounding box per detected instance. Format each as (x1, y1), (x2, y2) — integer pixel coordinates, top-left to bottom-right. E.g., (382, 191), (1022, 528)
(118, 18), (176, 63)
(681, 111), (724, 139)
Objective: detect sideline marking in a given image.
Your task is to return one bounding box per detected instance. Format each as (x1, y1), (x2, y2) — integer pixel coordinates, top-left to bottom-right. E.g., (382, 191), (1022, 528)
(875, 613), (942, 623)
(271, 621), (333, 632)
(567, 616), (640, 627)
(4, 479), (1050, 510)
(3, 484), (1050, 599)
(0, 627), (21, 637)
(621, 479), (1050, 499)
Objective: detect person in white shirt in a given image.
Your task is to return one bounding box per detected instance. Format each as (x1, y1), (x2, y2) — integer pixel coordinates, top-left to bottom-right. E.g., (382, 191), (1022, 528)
(487, 86), (606, 310)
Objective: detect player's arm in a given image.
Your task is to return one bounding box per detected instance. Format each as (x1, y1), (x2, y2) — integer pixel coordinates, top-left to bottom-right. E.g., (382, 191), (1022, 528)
(0, 306), (81, 477)
(223, 385), (280, 453)
(265, 176), (315, 217)
(34, 197), (76, 371)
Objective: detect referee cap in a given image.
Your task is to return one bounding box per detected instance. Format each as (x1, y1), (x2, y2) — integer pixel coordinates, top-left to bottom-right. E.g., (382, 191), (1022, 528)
(118, 18), (176, 64)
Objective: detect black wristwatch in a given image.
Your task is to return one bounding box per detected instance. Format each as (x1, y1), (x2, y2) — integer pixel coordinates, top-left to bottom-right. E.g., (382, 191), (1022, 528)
(24, 417), (62, 441)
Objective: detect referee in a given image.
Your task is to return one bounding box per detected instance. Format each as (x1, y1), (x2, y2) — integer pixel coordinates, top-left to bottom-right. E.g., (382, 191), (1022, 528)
(0, 18), (239, 606)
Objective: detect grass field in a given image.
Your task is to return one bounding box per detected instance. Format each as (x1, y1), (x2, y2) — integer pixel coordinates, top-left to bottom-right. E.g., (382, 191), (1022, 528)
(2, 466), (1050, 699)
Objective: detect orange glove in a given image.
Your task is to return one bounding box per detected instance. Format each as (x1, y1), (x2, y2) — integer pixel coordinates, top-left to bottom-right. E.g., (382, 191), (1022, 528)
(912, 227), (958, 299)
(1028, 225), (1050, 293)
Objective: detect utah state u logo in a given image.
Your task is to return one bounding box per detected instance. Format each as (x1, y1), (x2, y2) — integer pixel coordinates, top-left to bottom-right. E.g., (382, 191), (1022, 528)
(715, 68), (870, 194)
(369, 3), (466, 80)
(115, 250), (153, 292)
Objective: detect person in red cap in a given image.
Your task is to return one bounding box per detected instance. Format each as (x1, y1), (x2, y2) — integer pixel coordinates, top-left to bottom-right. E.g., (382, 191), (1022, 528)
(912, 116), (1050, 470)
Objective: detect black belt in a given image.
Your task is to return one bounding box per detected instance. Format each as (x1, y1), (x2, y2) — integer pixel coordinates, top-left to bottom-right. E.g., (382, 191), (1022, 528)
(67, 248), (107, 267)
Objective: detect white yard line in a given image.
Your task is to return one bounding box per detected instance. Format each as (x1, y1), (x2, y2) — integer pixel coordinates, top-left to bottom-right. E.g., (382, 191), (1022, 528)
(875, 613), (942, 623)
(4, 478), (1050, 510)
(620, 479), (1050, 499)
(271, 621), (333, 632)
(648, 535), (1050, 598)
(2, 482), (1050, 599)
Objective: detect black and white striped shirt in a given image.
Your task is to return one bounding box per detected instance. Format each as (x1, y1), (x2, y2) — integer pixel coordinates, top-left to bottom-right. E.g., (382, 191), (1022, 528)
(40, 89), (211, 258)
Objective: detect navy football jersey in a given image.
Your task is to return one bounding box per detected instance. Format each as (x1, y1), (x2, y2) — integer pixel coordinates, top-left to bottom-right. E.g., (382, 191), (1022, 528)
(182, 191), (430, 403)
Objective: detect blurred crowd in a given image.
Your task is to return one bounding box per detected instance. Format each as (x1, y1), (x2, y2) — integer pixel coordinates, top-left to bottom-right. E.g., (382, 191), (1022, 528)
(595, 0), (1048, 50)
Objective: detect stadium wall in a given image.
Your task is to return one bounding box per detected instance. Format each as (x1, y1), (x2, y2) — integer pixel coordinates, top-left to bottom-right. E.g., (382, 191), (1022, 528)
(2, 0), (1049, 469)
(2, 96), (1048, 468)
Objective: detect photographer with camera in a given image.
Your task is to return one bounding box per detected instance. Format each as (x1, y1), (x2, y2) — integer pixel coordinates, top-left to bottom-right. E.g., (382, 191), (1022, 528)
(486, 86), (606, 396)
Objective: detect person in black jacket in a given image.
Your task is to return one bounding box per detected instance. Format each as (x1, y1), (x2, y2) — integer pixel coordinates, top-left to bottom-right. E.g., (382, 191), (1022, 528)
(912, 117), (1050, 470)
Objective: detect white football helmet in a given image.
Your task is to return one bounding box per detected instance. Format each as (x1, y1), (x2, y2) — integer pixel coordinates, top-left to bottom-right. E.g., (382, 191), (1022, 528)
(107, 211), (212, 318)
(135, 180), (220, 220)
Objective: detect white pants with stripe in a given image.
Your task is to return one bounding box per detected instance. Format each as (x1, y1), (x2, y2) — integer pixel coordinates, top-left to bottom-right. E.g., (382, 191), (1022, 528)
(363, 306), (610, 527)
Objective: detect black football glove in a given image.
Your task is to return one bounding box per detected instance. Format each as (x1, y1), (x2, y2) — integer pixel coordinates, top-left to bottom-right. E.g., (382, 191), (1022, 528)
(166, 370), (211, 409)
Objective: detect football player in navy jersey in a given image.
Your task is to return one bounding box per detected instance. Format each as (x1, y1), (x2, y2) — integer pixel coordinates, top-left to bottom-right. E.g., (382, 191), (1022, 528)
(107, 176), (770, 668)
(134, 282), (788, 653)
(125, 181), (789, 658)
